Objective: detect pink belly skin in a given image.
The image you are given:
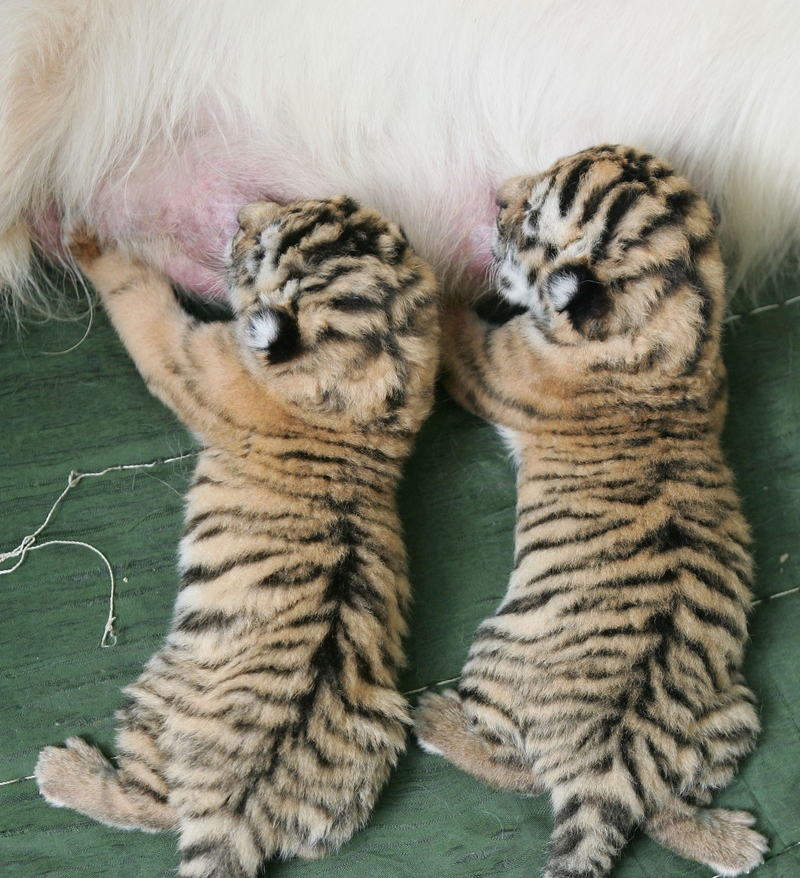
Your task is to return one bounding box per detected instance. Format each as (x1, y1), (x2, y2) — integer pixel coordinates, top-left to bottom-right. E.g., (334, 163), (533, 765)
(34, 137), (497, 299)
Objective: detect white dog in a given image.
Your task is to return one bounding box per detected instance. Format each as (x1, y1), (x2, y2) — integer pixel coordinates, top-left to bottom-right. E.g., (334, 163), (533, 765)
(2, 0), (798, 316)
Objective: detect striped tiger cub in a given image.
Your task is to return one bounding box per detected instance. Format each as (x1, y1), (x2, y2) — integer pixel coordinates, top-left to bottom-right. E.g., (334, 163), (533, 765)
(35, 196), (440, 877)
(414, 145), (767, 878)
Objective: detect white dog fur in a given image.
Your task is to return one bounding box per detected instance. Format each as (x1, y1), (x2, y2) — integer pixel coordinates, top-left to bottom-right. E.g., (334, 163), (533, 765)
(1, 0), (799, 317)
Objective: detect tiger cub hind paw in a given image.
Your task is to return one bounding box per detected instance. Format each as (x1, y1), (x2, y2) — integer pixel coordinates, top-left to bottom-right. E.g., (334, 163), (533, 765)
(647, 807), (769, 876)
(294, 841), (333, 861)
(413, 690), (463, 756)
(414, 690), (543, 795)
(35, 736), (115, 809)
(698, 810), (769, 877)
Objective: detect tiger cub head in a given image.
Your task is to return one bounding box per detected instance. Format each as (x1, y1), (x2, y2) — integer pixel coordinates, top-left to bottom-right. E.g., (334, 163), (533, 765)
(493, 145), (725, 375)
(226, 195), (439, 426)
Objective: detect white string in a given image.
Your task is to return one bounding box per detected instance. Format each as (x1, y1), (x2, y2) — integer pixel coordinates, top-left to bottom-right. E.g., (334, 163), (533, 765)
(0, 453), (196, 648)
(402, 677), (460, 698)
(0, 774), (35, 787)
(724, 293), (800, 324)
(752, 585), (800, 606)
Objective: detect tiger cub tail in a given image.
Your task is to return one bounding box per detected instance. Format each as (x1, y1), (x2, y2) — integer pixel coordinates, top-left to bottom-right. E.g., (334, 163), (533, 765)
(544, 788), (639, 878)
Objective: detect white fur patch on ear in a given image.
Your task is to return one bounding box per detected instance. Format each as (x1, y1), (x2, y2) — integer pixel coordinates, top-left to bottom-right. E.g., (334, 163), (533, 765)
(248, 309), (281, 349)
(548, 271), (580, 311)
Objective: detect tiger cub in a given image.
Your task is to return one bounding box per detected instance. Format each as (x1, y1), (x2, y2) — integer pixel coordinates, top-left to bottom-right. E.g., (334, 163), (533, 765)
(35, 196), (440, 877)
(414, 145), (767, 878)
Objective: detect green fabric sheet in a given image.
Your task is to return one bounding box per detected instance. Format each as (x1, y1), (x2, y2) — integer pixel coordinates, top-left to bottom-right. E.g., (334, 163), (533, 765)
(1, 271), (799, 877)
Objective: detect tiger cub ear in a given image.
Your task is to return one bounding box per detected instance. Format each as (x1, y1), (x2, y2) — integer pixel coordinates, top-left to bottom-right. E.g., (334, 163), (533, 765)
(546, 263), (610, 335)
(495, 175), (531, 208)
(246, 306), (302, 364)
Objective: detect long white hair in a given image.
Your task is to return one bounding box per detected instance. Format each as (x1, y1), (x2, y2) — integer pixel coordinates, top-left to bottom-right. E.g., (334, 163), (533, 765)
(2, 0), (798, 317)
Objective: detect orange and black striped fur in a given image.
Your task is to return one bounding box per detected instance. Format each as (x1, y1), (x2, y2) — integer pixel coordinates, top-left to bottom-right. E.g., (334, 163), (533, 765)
(414, 146), (766, 878)
(35, 196), (440, 877)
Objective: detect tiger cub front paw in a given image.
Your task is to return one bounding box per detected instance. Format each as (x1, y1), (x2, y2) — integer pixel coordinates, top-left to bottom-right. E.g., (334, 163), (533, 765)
(62, 221), (143, 300)
(62, 220), (106, 270)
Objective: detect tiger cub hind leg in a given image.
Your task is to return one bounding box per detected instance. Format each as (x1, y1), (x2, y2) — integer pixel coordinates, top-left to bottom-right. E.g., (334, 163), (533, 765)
(414, 690), (544, 795)
(646, 802), (768, 877)
(35, 736), (176, 832)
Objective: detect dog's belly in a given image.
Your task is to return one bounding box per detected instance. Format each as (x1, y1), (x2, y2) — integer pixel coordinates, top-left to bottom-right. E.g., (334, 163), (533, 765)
(41, 133), (497, 298)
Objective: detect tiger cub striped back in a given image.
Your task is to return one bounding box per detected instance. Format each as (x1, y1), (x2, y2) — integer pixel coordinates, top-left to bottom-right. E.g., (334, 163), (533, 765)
(36, 196), (440, 878)
(415, 146), (767, 878)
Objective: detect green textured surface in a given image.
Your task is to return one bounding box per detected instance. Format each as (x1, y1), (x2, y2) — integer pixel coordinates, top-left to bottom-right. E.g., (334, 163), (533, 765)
(1, 273), (799, 877)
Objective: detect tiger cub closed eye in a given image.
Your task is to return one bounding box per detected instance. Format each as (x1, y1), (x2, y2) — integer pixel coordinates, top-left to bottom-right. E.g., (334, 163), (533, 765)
(35, 196), (440, 877)
(415, 145), (767, 878)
